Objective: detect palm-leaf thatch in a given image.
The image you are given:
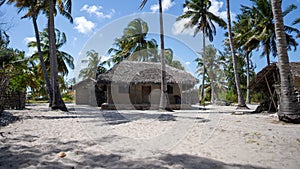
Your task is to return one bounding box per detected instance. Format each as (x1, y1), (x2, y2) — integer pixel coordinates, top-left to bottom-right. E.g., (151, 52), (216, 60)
(97, 61), (198, 87)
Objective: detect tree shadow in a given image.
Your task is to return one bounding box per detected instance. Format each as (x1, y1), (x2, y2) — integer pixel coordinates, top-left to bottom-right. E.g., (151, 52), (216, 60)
(160, 154), (268, 169)
(0, 133), (268, 169)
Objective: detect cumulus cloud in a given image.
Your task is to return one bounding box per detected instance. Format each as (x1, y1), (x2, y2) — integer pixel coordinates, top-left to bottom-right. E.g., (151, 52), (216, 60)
(24, 37), (37, 57)
(80, 4), (115, 19)
(24, 37), (36, 44)
(172, 0), (233, 36)
(74, 16), (95, 34)
(150, 0), (175, 12)
(185, 61), (191, 65)
(172, 17), (195, 36)
(209, 0), (229, 21)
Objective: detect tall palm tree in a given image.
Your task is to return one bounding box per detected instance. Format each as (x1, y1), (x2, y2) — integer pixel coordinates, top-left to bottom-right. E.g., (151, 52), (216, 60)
(47, 0), (72, 111)
(226, 0), (246, 108)
(140, 0), (168, 110)
(7, 0), (53, 105)
(271, 0), (300, 123)
(241, 0), (298, 66)
(196, 45), (224, 103)
(28, 29), (74, 77)
(176, 0), (226, 102)
(79, 50), (107, 80)
(233, 12), (257, 104)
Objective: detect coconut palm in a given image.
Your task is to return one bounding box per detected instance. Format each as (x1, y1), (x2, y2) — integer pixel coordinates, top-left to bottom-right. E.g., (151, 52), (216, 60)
(164, 48), (185, 70)
(28, 28), (74, 77)
(79, 50), (107, 80)
(233, 12), (257, 104)
(108, 18), (158, 63)
(196, 45), (225, 103)
(292, 18), (300, 38)
(241, 0), (298, 66)
(226, 0), (247, 108)
(271, 0), (300, 123)
(47, 0), (72, 111)
(7, 0), (53, 104)
(139, 0), (169, 110)
(176, 0), (226, 101)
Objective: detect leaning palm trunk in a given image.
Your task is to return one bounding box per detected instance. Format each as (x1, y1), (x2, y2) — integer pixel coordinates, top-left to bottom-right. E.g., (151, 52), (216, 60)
(211, 80), (215, 103)
(271, 0), (300, 123)
(200, 32), (206, 102)
(32, 15), (53, 105)
(226, 0), (246, 108)
(158, 0), (168, 110)
(48, 0), (67, 111)
(246, 51), (250, 104)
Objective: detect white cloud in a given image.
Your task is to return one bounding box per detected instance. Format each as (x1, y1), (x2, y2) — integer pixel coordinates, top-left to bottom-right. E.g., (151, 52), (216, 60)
(24, 37), (36, 44)
(185, 61), (191, 65)
(150, 0), (175, 12)
(24, 37), (37, 57)
(172, 16), (195, 36)
(80, 4), (115, 19)
(209, 0), (227, 21)
(100, 55), (110, 63)
(74, 16), (95, 34)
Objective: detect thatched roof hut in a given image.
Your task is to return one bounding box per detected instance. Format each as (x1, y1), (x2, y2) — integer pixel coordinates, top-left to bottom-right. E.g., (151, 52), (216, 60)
(97, 61), (199, 86)
(251, 62), (300, 112)
(252, 62), (300, 92)
(96, 61), (199, 110)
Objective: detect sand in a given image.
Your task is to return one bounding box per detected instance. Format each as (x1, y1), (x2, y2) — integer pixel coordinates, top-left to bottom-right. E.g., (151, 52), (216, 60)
(0, 103), (300, 169)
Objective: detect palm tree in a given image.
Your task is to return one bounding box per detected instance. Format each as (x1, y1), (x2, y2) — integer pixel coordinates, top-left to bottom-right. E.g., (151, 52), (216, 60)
(108, 18), (158, 63)
(7, 0), (53, 105)
(79, 50), (107, 80)
(271, 0), (300, 123)
(241, 0), (298, 66)
(196, 45), (225, 103)
(47, 0), (72, 111)
(139, 0), (168, 110)
(176, 0), (226, 102)
(226, 0), (247, 108)
(292, 18), (300, 38)
(28, 29), (74, 77)
(164, 48), (185, 70)
(233, 12), (257, 104)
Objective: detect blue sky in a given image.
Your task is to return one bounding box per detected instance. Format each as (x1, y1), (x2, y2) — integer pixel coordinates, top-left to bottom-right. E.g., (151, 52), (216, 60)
(1, 0), (300, 81)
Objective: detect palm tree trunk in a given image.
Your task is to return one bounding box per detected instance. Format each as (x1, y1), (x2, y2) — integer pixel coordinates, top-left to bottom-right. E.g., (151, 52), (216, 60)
(267, 54), (271, 66)
(48, 0), (67, 111)
(158, 0), (168, 110)
(271, 0), (300, 123)
(211, 80), (214, 103)
(246, 51), (250, 104)
(200, 32), (206, 102)
(226, 0), (246, 108)
(32, 15), (53, 106)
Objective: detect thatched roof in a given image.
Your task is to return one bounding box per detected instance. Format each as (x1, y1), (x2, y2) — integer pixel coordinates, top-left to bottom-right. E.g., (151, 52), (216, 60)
(73, 78), (97, 89)
(289, 62), (300, 78)
(97, 61), (199, 86)
(251, 62), (300, 91)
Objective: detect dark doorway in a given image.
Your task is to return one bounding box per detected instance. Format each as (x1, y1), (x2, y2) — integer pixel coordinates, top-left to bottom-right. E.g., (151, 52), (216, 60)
(142, 86), (151, 104)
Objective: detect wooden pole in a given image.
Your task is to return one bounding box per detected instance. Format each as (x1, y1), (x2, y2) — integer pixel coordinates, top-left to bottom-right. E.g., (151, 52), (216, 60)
(265, 76), (277, 110)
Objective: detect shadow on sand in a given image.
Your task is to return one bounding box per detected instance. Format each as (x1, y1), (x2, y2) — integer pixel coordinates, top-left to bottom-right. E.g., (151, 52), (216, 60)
(0, 133), (268, 169)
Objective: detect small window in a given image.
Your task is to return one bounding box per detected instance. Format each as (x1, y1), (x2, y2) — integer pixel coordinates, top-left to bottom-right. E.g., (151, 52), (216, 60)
(119, 84), (129, 93)
(167, 85), (173, 94)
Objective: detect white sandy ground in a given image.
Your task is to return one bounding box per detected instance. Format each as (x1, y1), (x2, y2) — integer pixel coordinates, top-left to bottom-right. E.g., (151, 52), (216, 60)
(0, 103), (300, 169)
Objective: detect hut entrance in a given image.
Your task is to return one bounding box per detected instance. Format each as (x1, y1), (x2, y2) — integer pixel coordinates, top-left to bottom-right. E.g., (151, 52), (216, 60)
(142, 86), (151, 104)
